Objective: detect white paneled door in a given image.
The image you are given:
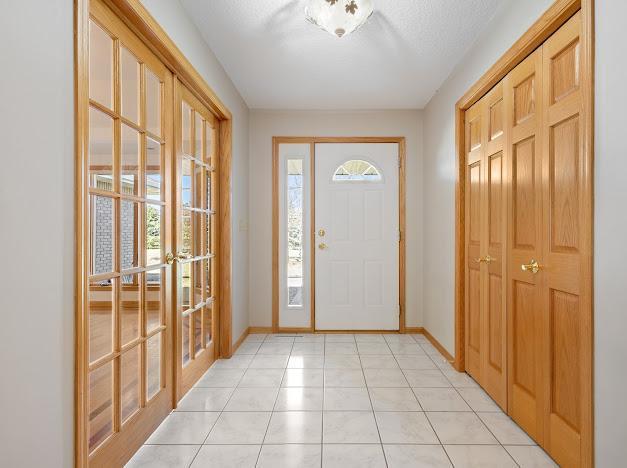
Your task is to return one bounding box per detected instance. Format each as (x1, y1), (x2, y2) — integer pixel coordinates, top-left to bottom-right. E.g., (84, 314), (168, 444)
(314, 143), (399, 330)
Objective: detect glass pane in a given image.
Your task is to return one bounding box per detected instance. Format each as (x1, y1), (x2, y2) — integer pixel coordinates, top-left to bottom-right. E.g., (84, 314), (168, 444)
(146, 268), (163, 333)
(120, 46), (140, 123)
(333, 159), (382, 181)
(201, 258), (209, 300)
(89, 278), (114, 363)
(182, 102), (192, 155)
(120, 273), (141, 346)
(89, 107), (114, 190)
(206, 172), (215, 210)
(193, 212), (203, 258)
(182, 158), (192, 208)
(121, 345), (140, 424)
(121, 125), (140, 196)
(181, 209), (192, 254)
(203, 305), (212, 346)
(207, 215), (213, 255)
(120, 200), (139, 270)
(193, 260), (203, 308)
(146, 332), (162, 401)
(194, 112), (202, 158)
(194, 311), (202, 356)
(145, 204), (162, 266)
(205, 258), (213, 298)
(89, 362), (113, 452)
(287, 159), (304, 306)
(90, 194), (115, 275)
(182, 315), (190, 366)
(194, 165), (204, 209)
(179, 261), (191, 312)
(146, 138), (162, 201)
(145, 69), (161, 136)
(89, 21), (112, 108)
(204, 121), (214, 165)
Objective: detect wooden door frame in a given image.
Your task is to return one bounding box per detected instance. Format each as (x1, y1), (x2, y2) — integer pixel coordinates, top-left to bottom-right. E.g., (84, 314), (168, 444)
(75, 0), (233, 465)
(454, 0), (594, 464)
(272, 136), (407, 334)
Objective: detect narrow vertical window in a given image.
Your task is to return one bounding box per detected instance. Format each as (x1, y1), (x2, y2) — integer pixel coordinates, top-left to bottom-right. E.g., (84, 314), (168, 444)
(287, 159), (304, 307)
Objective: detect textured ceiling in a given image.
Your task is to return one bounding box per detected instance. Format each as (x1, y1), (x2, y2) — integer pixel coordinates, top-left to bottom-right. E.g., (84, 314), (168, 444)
(179, 0), (506, 109)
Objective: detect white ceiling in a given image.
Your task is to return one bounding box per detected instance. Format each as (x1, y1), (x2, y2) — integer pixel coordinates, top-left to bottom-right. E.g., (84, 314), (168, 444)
(180, 0), (506, 110)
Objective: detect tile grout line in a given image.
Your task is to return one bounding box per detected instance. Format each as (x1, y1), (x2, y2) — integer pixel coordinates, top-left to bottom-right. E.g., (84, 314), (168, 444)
(185, 357), (248, 468)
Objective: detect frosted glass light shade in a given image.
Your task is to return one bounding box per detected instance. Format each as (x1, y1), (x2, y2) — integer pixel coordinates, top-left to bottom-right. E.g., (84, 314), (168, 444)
(305, 0), (374, 38)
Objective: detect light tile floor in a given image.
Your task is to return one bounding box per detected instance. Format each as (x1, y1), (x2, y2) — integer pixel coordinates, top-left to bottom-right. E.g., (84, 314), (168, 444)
(126, 333), (558, 467)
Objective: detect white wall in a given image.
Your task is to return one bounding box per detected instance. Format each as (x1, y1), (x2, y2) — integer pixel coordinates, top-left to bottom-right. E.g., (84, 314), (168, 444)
(0, 2), (74, 466)
(422, 0), (627, 464)
(140, 0), (250, 345)
(594, 1), (627, 464)
(421, 0), (553, 353)
(248, 110), (424, 329)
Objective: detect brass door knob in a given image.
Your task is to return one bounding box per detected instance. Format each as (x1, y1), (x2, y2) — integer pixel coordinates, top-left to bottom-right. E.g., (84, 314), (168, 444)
(318, 243), (327, 250)
(166, 252), (191, 264)
(318, 229), (326, 237)
(521, 259), (541, 274)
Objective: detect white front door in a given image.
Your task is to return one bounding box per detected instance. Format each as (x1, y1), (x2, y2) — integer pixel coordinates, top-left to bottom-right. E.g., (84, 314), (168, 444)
(314, 143), (399, 330)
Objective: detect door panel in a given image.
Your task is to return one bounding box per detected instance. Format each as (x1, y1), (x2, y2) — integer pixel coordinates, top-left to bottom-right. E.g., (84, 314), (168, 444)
(464, 84), (507, 408)
(314, 143), (399, 330)
(505, 48), (545, 443)
(175, 83), (219, 400)
(84, 1), (174, 465)
(541, 11), (587, 467)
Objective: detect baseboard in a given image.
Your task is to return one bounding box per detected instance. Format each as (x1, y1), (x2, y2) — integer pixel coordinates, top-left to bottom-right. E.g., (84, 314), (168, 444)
(404, 327), (424, 334)
(248, 326), (273, 334)
(231, 326), (250, 354)
(421, 328), (455, 363)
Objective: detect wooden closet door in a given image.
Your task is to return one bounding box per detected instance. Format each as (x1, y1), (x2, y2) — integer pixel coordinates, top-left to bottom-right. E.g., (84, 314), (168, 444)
(541, 12), (590, 467)
(481, 84), (507, 409)
(504, 48), (546, 443)
(464, 84), (507, 410)
(464, 101), (483, 380)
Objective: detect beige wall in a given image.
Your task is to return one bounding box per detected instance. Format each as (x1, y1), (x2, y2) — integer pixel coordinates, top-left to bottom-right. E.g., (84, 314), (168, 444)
(421, 0), (554, 354)
(140, 0), (251, 345)
(0, 2), (74, 466)
(248, 110), (424, 329)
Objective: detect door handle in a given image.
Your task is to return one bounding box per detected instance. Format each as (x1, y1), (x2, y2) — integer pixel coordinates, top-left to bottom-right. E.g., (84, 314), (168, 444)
(318, 229), (326, 237)
(166, 252), (191, 265)
(521, 259), (541, 274)
(475, 255), (497, 264)
(318, 243), (327, 250)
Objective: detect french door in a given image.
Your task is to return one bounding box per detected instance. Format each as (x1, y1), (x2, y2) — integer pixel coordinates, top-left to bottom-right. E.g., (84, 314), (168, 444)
(173, 83), (219, 399)
(81, 1), (173, 465)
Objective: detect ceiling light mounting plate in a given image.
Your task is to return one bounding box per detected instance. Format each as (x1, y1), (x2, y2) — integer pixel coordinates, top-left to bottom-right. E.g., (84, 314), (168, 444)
(305, 0), (374, 38)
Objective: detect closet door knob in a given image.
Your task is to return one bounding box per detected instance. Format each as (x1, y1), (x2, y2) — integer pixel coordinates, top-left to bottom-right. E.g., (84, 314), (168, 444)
(521, 259), (541, 274)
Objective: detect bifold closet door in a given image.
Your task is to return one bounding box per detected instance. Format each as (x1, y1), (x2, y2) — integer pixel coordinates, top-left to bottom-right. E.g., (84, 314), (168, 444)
(464, 83), (507, 410)
(504, 48), (545, 443)
(504, 11), (590, 467)
(540, 11), (590, 467)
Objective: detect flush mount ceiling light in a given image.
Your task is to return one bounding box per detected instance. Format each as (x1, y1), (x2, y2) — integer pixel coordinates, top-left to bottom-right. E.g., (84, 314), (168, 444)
(305, 0), (374, 38)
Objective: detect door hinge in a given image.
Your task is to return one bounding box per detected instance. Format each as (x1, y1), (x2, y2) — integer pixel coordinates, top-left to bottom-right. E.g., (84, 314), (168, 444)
(398, 230), (402, 242)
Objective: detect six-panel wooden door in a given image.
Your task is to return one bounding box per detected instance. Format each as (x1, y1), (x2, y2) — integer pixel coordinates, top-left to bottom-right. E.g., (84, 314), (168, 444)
(466, 10), (590, 467)
(464, 83), (507, 410)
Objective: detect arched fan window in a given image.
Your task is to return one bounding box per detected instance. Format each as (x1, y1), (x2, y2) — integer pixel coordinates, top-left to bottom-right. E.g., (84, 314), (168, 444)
(332, 159), (382, 181)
